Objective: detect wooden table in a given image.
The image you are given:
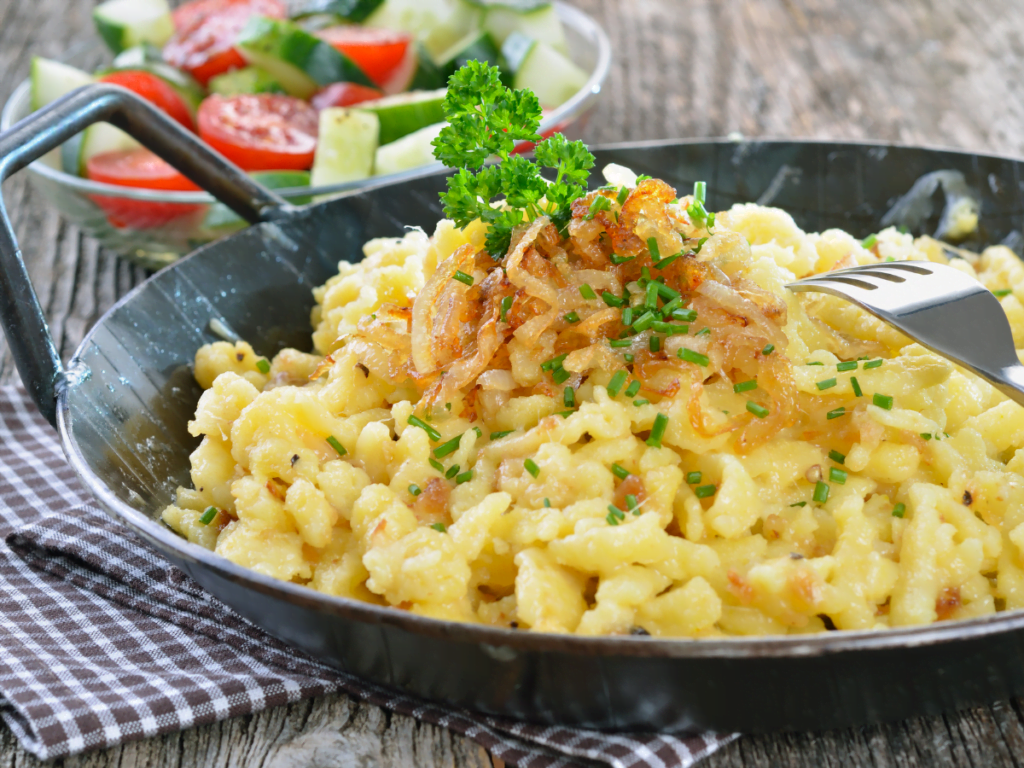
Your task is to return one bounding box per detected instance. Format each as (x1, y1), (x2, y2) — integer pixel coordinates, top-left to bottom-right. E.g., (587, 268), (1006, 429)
(1, 0), (1023, 765)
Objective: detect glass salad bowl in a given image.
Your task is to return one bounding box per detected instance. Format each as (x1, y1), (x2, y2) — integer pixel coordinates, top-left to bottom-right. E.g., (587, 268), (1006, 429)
(0, 2), (610, 270)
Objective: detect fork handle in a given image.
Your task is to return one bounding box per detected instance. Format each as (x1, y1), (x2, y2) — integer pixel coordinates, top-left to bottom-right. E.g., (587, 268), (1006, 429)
(993, 363), (1024, 407)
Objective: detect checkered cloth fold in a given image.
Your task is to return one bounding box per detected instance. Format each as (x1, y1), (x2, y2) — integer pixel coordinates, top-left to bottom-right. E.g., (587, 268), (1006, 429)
(0, 385), (736, 766)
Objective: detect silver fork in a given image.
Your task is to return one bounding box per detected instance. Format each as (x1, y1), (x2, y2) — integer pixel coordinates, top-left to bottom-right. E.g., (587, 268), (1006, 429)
(787, 261), (1024, 404)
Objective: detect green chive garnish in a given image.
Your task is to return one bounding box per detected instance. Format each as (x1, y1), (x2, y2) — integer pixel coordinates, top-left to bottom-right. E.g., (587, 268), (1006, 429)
(645, 281), (659, 309)
(694, 484), (716, 499)
(695, 327), (710, 337)
(579, 284), (597, 300)
(541, 354), (568, 371)
(806, 361), (824, 366)
(433, 434), (463, 458)
(678, 348), (709, 366)
(633, 399), (649, 406)
(655, 282), (680, 301)
(863, 359), (883, 369)
(625, 494), (638, 510)
(733, 380), (757, 394)
(610, 253), (634, 265)
(564, 311), (580, 323)
(746, 401), (769, 418)
(199, 506), (218, 525)
(256, 358), (271, 374)
(624, 353), (634, 363)
(622, 307), (633, 326)
(686, 471), (702, 484)
(429, 458), (444, 472)
(564, 387), (575, 408)
(647, 413), (669, 448)
(524, 459), (540, 478)
(490, 430), (514, 440)
(431, 522), (447, 532)
(837, 361), (858, 372)
(625, 380), (641, 397)
(850, 376), (863, 397)
(544, 498), (551, 507)
(672, 308), (697, 322)
(829, 467), (847, 484)
(632, 311), (656, 332)
(862, 234), (877, 249)
(813, 481), (830, 504)
(607, 371), (628, 397)
(326, 435), (347, 457)
(762, 344), (775, 355)
(602, 291), (625, 307)
(456, 470), (473, 484)
(791, 501), (807, 507)
(892, 503), (906, 518)
(650, 337), (660, 352)
(647, 237), (661, 261)
(606, 512), (621, 526)
(409, 484), (421, 496)
(873, 393), (893, 410)
(661, 296), (682, 315)
(610, 339), (632, 349)
(453, 270), (474, 286)
(994, 288), (1013, 297)
(654, 254), (680, 270)
(611, 463), (630, 480)
(920, 433), (932, 440)
(617, 187), (629, 205)
(826, 407), (846, 420)
(828, 449), (846, 465)
(500, 295), (513, 322)
(408, 416), (442, 442)
(552, 367), (571, 384)
(445, 464), (460, 479)
(816, 378), (837, 391)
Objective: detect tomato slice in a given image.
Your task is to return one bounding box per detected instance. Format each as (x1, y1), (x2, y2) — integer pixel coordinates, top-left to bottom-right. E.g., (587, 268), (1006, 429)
(98, 71), (195, 131)
(86, 148), (203, 229)
(164, 0), (286, 86)
(315, 26), (412, 88)
(310, 82), (384, 110)
(198, 94), (319, 171)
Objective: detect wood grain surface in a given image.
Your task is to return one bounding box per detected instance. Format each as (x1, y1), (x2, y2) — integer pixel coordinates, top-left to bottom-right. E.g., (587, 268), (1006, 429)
(1, 0), (1022, 765)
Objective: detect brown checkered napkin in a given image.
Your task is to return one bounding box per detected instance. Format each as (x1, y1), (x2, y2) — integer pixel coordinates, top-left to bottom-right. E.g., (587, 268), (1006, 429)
(0, 385), (737, 766)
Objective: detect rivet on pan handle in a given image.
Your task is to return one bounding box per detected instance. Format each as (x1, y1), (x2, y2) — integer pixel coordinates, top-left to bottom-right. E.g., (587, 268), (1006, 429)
(0, 83), (291, 427)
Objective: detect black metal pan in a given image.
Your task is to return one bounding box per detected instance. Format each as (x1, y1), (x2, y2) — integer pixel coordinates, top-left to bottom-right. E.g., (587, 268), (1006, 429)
(3, 85), (1024, 736)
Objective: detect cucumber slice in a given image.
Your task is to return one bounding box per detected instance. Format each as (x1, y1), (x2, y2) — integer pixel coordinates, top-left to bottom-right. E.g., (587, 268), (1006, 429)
(203, 171), (312, 234)
(359, 88), (446, 145)
(421, 0), (482, 59)
(482, 3), (567, 55)
(310, 108), (380, 186)
(93, 0), (174, 54)
(408, 44), (446, 89)
(208, 67), (285, 96)
(510, 38), (586, 108)
(78, 124), (141, 176)
(363, 0), (454, 38)
(112, 43), (166, 68)
(373, 121), (443, 176)
(30, 57), (94, 111)
(236, 16), (374, 99)
(293, 0), (385, 22)
(436, 29), (506, 81)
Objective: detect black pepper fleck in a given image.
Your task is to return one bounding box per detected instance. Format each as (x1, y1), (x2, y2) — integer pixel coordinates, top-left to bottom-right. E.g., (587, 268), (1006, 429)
(291, 454), (300, 467)
(963, 490), (973, 506)
(790, 552), (805, 560)
(509, 621), (519, 629)
(629, 626), (650, 636)
(236, 352), (244, 361)
(819, 614), (838, 631)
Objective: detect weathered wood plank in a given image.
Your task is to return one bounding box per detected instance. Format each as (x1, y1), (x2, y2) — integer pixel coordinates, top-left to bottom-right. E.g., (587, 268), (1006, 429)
(2, 0), (1024, 765)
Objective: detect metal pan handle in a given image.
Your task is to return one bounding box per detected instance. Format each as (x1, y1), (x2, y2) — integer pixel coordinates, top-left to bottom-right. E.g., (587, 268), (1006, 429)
(0, 83), (291, 427)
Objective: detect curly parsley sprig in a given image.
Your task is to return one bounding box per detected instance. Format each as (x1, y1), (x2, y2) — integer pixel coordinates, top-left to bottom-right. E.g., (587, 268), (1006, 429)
(431, 61), (595, 259)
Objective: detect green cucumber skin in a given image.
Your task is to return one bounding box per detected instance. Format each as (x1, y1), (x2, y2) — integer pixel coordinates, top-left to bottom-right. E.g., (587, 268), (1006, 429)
(439, 32), (509, 83)
(94, 17), (128, 54)
(362, 92), (446, 145)
(409, 43), (446, 90)
(293, 0), (384, 22)
(500, 30), (534, 72)
(237, 16), (374, 88)
(209, 67), (286, 96)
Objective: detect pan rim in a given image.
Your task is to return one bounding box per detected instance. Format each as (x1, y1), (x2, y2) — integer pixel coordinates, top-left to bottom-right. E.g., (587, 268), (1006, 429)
(56, 135), (1024, 661)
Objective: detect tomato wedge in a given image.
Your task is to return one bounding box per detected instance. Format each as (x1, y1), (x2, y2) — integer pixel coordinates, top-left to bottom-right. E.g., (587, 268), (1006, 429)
(315, 26), (412, 88)
(98, 71), (195, 131)
(310, 82), (383, 110)
(86, 149), (203, 229)
(164, 0), (286, 86)
(198, 94), (319, 171)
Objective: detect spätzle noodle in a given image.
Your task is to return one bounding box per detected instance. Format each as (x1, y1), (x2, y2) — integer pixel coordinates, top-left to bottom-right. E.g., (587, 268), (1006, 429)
(163, 169), (1024, 637)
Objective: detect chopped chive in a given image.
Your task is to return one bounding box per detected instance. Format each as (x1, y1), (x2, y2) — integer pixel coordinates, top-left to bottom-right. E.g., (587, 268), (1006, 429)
(806, 361), (824, 366)
(650, 336), (661, 352)
(606, 512), (621, 526)
(626, 380), (642, 397)
(746, 401), (769, 418)
(586, 195), (611, 220)
(816, 378), (837, 391)
(826, 407), (846, 420)
(625, 494), (638, 510)
(456, 470), (473, 484)
(654, 254), (680, 270)
(541, 353), (568, 371)
(633, 399), (650, 406)
(453, 270), (474, 286)
(655, 282), (680, 300)
(892, 502), (906, 518)
(431, 522), (447, 532)
(429, 458), (444, 472)
(610, 338), (632, 348)
(602, 291), (625, 307)
(579, 284), (597, 300)
(607, 370), (628, 396)
(619, 329), (633, 338)
(564, 311), (580, 323)
(445, 464), (460, 479)
(556, 410), (574, 418)
(255, 358), (271, 374)
(624, 353), (635, 363)
(524, 459), (540, 478)
(609, 465), (630, 483)
(500, 295), (514, 322)
(610, 253), (635, 265)
(671, 308), (698, 322)
(645, 281), (660, 309)
(661, 296), (683, 315)
(326, 435), (347, 457)
(608, 503), (626, 518)
(647, 413), (669, 448)
(409, 484), (422, 496)
(695, 327), (711, 337)
(829, 467), (847, 484)
(408, 416), (442, 442)
(837, 361), (858, 372)
(994, 288), (1013, 297)
(445, 402), (452, 411)
(678, 348), (710, 366)
(733, 380), (757, 394)
(544, 497), (551, 507)
(473, 427), (483, 438)
(863, 359), (884, 369)
(686, 471), (702, 484)
(693, 181), (706, 205)
(490, 430), (514, 440)
(622, 307), (634, 326)
(647, 237), (662, 261)
(850, 376), (863, 397)
(862, 234), (877, 249)
(791, 501), (807, 507)
(632, 311), (656, 332)
(762, 344), (775, 356)
(650, 320), (677, 334)
(694, 484), (716, 499)
(920, 433), (932, 440)
(873, 393), (893, 410)
(641, 266), (652, 281)
(813, 481), (830, 504)
(433, 434), (463, 458)
(694, 236), (709, 254)
(564, 387), (575, 408)
(199, 506), (218, 525)
(552, 367), (571, 384)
